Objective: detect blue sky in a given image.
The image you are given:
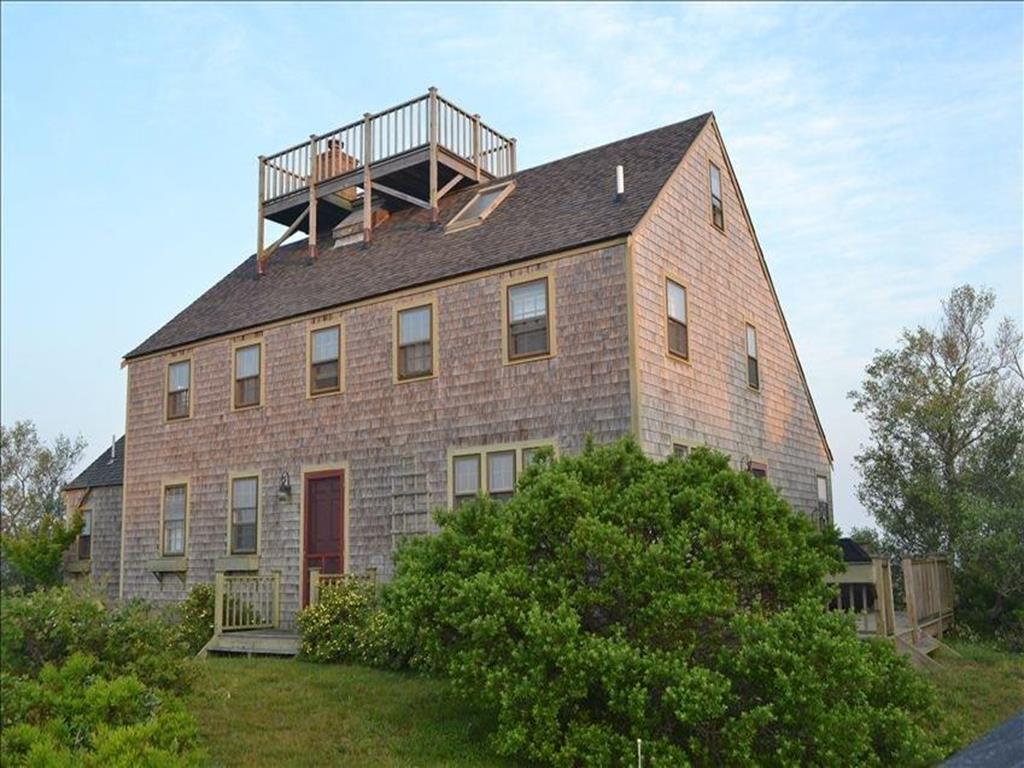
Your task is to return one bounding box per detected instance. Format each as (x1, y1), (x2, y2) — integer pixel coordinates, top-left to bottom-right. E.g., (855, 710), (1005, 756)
(2, 2), (1021, 532)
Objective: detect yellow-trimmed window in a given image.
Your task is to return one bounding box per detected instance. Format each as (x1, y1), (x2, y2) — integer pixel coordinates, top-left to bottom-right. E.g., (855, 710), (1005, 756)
(710, 163), (724, 231)
(230, 476), (258, 555)
(666, 280), (689, 360)
(234, 344), (261, 408)
(162, 485), (187, 556)
(507, 278), (550, 360)
(166, 360), (190, 420)
(310, 326), (341, 395)
(397, 305), (433, 380)
(746, 324), (760, 390)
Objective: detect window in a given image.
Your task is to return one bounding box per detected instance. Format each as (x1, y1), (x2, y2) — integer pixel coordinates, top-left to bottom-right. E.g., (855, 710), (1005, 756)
(162, 485), (187, 556)
(745, 324), (760, 390)
(166, 360), (190, 420)
(817, 475), (831, 524)
(747, 461), (768, 479)
(446, 182), (514, 232)
(397, 305), (434, 380)
(507, 278), (550, 360)
(233, 344), (261, 408)
(450, 443), (552, 507)
(309, 326), (341, 395)
(666, 279), (689, 359)
(487, 451), (516, 502)
(77, 509), (92, 560)
(710, 163), (724, 231)
(230, 476), (259, 554)
(672, 443), (690, 458)
(452, 455), (480, 508)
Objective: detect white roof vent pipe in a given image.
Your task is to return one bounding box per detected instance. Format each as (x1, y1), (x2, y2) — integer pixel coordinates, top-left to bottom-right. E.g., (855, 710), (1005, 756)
(616, 165), (625, 199)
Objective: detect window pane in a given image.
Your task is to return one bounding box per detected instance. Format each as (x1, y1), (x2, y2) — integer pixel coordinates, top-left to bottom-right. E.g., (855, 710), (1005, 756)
(667, 281), (687, 323)
(312, 361), (339, 392)
(487, 451), (516, 494)
(78, 534), (91, 560)
(169, 361), (190, 392)
(817, 476), (829, 503)
(509, 280), (547, 322)
(164, 486), (186, 522)
(81, 510), (92, 535)
(235, 377), (260, 407)
(746, 325), (758, 358)
(164, 520), (184, 555)
(453, 456), (480, 496)
(673, 444), (690, 458)
(167, 390), (189, 419)
(668, 319), (688, 359)
(748, 356), (760, 389)
(457, 186), (505, 222)
(511, 318), (549, 357)
(232, 477), (258, 511)
(710, 164), (722, 199)
(399, 342), (432, 379)
(312, 327), (339, 364)
(399, 306), (432, 345)
(232, 523), (256, 554)
(236, 345), (260, 379)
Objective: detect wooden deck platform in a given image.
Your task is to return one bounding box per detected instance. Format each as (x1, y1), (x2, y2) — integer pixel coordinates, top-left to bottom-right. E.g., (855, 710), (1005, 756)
(200, 629), (300, 658)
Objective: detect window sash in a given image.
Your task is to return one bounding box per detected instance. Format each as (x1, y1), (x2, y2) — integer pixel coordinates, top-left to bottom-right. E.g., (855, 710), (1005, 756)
(747, 356), (760, 390)
(509, 280), (547, 322)
(672, 444), (690, 458)
(311, 327), (340, 365)
(487, 451), (516, 495)
(710, 165), (724, 230)
(666, 281), (687, 324)
(169, 361), (190, 392)
(817, 476), (829, 503)
(162, 486), (186, 556)
(667, 318), (688, 359)
(78, 533), (91, 560)
(311, 360), (339, 393)
(509, 316), (549, 358)
(399, 341), (432, 379)
(231, 477), (259, 555)
(453, 456), (480, 497)
(235, 345), (260, 379)
(167, 389), (189, 419)
(399, 306), (432, 345)
(163, 520), (185, 556)
(235, 376), (260, 408)
(746, 325), (758, 358)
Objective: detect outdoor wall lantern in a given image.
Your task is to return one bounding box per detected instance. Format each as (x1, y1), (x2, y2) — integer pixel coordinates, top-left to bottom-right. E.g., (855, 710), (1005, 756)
(277, 471), (292, 501)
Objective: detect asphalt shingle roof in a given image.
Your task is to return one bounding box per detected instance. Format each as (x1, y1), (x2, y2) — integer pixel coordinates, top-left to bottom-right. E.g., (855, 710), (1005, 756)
(125, 113), (712, 359)
(65, 436), (125, 490)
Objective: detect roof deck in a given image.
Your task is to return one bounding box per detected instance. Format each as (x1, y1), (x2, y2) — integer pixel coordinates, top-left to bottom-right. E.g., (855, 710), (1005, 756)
(257, 88), (515, 272)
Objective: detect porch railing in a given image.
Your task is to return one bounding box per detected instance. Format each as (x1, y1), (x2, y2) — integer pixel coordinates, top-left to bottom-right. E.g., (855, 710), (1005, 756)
(902, 555), (954, 642)
(827, 555), (896, 637)
(308, 568), (377, 607)
(260, 89), (515, 204)
(214, 571), (281, 633)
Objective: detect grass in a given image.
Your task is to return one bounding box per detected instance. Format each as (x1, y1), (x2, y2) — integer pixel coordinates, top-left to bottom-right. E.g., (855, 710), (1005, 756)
(932, 639), (1024, 752)
(187, 657), (513, 767)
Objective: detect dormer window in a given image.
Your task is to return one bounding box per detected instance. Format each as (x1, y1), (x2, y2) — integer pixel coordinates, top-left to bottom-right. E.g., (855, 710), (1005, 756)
(446, 181), (514, 233)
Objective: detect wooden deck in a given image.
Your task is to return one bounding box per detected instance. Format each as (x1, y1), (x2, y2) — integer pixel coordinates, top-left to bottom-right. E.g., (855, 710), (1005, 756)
(256, 88), (515, 272)
(200, 628), (300, 657)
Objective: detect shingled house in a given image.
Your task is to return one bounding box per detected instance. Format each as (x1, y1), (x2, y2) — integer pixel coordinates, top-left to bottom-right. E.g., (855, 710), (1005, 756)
(101, 90), (832, 646)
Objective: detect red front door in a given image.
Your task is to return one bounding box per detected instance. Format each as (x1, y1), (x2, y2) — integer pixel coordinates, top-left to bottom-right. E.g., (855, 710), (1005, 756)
(303, 470), (344, 606)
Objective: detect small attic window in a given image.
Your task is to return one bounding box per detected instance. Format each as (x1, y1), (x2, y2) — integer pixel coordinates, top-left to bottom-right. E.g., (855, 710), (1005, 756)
(446, 181), (514, 233)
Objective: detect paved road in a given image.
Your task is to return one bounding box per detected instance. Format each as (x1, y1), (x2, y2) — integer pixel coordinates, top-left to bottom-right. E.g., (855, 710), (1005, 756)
(943, 711), (1024, 768)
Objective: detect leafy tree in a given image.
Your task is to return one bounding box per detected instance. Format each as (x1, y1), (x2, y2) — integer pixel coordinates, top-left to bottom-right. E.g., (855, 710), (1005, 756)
(0, 511), (83, 589)
(386, 439), (945, 766)
(1, 421), (87, 535)
(849, 285), (1024, 636)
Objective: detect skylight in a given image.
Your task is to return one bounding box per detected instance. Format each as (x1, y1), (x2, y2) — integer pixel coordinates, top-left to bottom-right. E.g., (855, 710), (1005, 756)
(446, 181), (515, 232)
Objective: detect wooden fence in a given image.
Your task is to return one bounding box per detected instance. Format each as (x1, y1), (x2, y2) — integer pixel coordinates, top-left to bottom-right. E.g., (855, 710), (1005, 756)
(213, 571), (281, 633)
(902, 555), (955, 642)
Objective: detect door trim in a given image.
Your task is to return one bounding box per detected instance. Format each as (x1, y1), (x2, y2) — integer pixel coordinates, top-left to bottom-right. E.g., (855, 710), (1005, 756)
(300, 462), (349, 607)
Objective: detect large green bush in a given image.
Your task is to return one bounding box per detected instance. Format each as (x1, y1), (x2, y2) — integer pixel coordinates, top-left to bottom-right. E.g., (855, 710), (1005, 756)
(171, 584), (215, 655)
(385, 439), (947, 767)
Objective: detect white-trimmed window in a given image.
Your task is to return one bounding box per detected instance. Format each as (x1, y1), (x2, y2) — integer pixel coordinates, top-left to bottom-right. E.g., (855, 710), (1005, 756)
(710, 163), (724, 231)
(78, 509), (92, 560)
(452, 455), (481, 508)
(234, 344), (261, 408)
(507, 278), (550, 360)
(746, 324), (760, 390)
(162, 485), (187, 556)
(666, 279), (689, 360)
(446, 182), (514, 232)
(230, 476), (259, 555)
(397, 305), (433, 380)
(817, 476), (831, 525)
(166, 360), (190, 420)
(310, 325), (341, 395)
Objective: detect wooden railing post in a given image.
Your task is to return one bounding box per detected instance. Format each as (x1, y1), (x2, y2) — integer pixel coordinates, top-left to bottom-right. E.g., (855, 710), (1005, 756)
(310, 568), (320, 607)
(273, 570), (281, 629)
(428, 87), (439, 224)
(214, 573), (225, 636)
(472, 114), (481, 180)
(363, 113), (373, 243)
(902, 557), (919, 644)
(257, 157), (266, 276)
(510, 137), (517, 175)
(308, 135), (318, 262)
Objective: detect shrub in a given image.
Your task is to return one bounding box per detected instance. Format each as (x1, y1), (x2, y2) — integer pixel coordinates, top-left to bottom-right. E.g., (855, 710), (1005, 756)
(386, 438), (947, 767)
(296, 577), (386, 664)
(172, 584), (215, 655)
(0, 588), (193, 693)
(0, 653), (203, 767)
(0, 512), (82, 590)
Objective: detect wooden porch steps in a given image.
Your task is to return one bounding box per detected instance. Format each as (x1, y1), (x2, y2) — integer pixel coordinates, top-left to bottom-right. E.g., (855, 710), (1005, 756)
(200, 629), (300, 657)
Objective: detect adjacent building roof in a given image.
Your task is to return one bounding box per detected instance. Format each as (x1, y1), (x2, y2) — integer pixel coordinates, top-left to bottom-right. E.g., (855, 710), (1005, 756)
(125, 113), (712, 360)
(65, 436), (125, 490)
(838, 537), (874, 563)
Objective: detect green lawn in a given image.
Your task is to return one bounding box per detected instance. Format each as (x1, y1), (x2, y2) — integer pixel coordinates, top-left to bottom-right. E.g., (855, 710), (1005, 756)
(932, 640), (1024, 751)
(187, 657), (513, 767)
(188, 643), (1023, 767)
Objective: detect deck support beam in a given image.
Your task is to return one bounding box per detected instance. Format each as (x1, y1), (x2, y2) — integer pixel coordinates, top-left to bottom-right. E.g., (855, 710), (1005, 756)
(308, 135), (318, 262)
(373, 182), (430, 210)
(437, 174), (464, 202)
(258, 206), (309, 274)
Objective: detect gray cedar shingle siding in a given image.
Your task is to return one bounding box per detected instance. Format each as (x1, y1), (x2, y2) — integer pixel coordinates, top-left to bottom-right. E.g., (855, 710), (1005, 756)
(124, 115), (711, 360)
